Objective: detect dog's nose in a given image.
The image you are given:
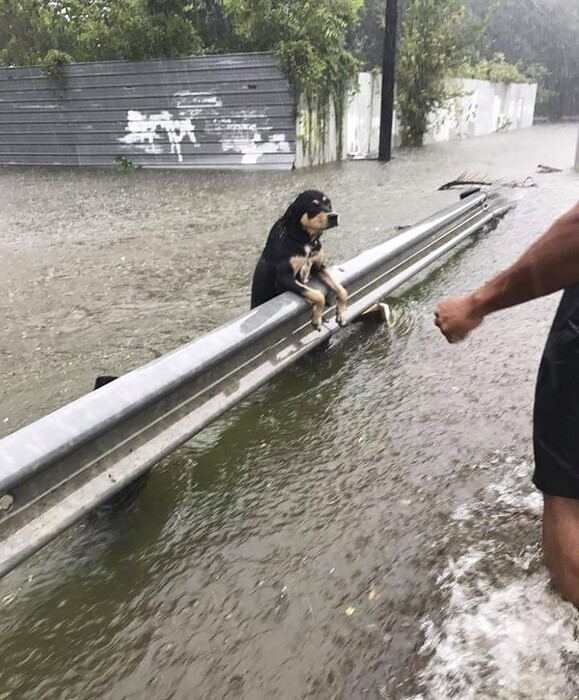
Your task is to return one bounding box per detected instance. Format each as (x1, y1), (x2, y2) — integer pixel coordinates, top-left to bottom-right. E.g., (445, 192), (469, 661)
(327, 212), (338, 228)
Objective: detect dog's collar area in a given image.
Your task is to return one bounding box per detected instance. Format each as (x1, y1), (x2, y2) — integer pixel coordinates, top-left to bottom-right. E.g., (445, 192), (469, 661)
(283, 224), (318, 243)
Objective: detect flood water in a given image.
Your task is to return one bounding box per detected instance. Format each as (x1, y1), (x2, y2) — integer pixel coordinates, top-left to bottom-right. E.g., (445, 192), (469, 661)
(1, 124), (579, 699)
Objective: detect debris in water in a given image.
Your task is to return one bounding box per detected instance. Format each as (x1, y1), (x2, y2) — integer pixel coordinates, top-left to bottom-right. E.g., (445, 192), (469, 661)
(438, 172), (493, 190)
(537, 164), (562, 173)
(368, 590), (376, 601)
(345, 606), (356, 616)
(439, 171), (537, 190)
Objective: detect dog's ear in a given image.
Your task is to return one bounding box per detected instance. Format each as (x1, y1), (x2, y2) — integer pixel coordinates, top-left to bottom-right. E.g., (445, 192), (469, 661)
(281, 194), (304, 227)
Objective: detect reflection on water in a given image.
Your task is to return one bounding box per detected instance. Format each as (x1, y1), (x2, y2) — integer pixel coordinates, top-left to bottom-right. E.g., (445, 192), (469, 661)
(0, 125), (578, 699)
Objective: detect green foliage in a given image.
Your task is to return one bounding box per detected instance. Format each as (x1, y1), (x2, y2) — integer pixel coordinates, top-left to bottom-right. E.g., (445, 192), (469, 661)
(454, 53), (530, 83)
(462, 0), (579, 120)
(524, 62), (555, 106)
(114, 155), (140, 172)
(0, 0), (360, 159)
(219, 0), (362, 158)
(356, 0), (578, 121)
(349, 0), (387, 70)
(396, 0), (531, 147)
(40, 49), (72, 86)
(0, 0), (204, 66)
(396, 0), (466, 147)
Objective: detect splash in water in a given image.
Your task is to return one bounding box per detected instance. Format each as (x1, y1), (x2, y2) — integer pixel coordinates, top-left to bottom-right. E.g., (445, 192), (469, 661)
(410, 459), (579, 700)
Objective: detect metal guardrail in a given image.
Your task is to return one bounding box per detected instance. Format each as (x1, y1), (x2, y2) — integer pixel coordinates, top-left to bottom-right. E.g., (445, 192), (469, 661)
(0, 189), (514, 578)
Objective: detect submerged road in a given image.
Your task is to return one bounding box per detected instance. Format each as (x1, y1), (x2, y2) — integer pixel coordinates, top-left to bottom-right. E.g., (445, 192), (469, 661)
(0, 124), (578, 699)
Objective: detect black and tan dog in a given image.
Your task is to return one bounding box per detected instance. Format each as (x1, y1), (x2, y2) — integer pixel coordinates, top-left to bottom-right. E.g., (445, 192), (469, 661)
(250, 190), (348, 330)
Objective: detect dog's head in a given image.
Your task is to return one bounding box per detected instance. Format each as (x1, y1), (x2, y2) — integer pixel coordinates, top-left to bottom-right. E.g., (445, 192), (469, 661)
(282, 189), (338, 238)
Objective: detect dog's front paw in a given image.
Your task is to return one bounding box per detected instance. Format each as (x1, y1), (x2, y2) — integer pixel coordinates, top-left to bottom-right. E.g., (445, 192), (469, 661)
(311, 318), (322, 331)
(336, 309), (348, 327)
(308, 290), (325, 331)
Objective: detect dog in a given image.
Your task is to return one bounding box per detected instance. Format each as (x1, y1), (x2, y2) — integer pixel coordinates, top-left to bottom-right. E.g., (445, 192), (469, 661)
(250, 190), (348, 330)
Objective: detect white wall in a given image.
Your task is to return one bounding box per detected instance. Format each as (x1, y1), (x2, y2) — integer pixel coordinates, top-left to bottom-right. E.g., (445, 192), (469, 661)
(296, 73), (537, 167)
(427, 79), (537, 144)
(575, 126), (579, 172)
(295, 98), (342, 169)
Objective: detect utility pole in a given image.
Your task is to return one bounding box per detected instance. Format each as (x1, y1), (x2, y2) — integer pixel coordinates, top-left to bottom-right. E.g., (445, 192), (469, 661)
(378, 0), (398, 161)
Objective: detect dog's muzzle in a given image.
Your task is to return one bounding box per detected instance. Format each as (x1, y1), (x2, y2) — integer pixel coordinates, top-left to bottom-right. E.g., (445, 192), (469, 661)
(327, 212), (338, 229)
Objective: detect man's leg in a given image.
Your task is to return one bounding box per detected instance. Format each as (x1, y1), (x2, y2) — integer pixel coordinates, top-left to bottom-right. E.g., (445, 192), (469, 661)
(543, 494), (579, 607)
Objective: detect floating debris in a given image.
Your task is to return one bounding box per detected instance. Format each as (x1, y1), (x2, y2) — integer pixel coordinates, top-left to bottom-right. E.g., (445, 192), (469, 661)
(439, 171), (537, 190)
(537, 164), (562, 173)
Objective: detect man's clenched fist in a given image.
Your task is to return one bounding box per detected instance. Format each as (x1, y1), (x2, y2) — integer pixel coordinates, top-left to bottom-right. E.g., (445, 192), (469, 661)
(434, 296), (485, 343)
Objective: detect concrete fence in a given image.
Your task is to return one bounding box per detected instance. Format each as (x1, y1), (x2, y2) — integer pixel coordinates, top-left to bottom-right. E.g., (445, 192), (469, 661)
(298, 72), (538, 167)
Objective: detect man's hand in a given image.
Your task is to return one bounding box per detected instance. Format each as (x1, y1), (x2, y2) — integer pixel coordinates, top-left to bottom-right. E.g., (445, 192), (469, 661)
(434, 296), (485, 343)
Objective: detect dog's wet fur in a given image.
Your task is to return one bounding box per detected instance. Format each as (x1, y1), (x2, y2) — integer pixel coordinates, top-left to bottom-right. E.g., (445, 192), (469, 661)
(250, 190), (348, 330)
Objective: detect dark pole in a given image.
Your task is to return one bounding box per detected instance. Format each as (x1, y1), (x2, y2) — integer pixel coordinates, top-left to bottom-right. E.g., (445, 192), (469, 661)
(378, 0), (398, 161)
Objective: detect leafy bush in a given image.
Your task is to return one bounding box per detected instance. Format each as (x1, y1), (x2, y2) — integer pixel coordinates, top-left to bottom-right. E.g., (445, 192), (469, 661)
(114, 155), (140, 173)
(396, 0), (466, 147)
(455, 53), (530, 83)
(41, 50), (72, 83)
(220, 0), (362, 157)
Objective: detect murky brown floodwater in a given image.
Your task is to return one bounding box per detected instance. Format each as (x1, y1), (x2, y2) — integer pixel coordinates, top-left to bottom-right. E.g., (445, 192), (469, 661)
(1, 124), (578, 699)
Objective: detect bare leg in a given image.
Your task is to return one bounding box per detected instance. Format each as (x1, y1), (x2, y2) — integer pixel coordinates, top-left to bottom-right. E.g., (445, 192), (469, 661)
(543, 494), (579, 608)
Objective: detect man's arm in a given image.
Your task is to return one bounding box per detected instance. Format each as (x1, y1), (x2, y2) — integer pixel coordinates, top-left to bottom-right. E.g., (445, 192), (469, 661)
(435, 202), (579, 343)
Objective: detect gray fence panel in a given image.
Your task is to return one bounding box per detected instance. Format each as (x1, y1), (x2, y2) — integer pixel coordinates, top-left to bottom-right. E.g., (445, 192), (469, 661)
(0, 52), (296, 170)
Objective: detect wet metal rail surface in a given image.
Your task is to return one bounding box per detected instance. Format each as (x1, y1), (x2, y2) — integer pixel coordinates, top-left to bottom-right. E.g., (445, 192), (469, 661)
(0, 189), (513, 579)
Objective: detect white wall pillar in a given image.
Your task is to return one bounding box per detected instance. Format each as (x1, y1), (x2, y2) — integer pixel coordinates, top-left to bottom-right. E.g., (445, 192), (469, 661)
(575, 125), (579, 172)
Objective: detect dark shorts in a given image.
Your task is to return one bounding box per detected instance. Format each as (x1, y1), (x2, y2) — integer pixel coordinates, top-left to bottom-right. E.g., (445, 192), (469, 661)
(533, 317), (579, 498)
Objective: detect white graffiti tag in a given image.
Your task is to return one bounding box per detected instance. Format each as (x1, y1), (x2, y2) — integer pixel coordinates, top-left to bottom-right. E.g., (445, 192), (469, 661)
(221, 130), (290, 164)
(118, 93), (291, 165)
(118, 110), (198, 162)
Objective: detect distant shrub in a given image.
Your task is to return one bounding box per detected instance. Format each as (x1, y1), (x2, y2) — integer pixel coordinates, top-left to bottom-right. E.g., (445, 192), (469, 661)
(454, 53), (530, 84)
(41, 50), (72, 84)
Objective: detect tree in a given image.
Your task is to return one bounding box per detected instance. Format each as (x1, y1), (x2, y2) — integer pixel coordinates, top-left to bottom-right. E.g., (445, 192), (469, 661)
(219, 0), (362, 106)
(463, 0), (579, 120)
(218, 0), (362, 157)
(0, 0), (204, 67)
(395, 0), (466, 147)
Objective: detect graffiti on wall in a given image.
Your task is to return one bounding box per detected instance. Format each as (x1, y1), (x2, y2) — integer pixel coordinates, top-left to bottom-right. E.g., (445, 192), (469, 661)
(118, 110), (198, 162)
(117, 91), (290, 165)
